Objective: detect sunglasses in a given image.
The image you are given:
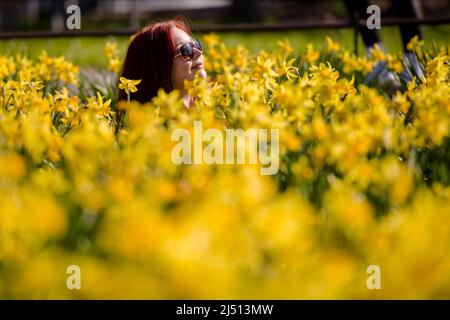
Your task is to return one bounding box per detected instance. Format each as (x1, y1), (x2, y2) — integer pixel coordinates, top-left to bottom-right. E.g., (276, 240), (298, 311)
(174, 39), (203, 61)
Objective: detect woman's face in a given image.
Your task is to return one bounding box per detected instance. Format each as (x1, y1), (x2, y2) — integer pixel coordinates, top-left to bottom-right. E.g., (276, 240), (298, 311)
(171, 27), (206, 90)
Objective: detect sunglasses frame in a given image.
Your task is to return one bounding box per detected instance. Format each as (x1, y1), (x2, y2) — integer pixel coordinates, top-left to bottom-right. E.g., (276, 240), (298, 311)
(174, 39), (202, 61)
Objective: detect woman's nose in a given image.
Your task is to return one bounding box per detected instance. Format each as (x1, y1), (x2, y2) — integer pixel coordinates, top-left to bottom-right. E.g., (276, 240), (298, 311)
(193, 47), (202, 60)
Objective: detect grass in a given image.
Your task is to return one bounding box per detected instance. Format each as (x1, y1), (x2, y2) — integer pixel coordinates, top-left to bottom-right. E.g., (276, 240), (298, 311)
(0, 25), (448, 66)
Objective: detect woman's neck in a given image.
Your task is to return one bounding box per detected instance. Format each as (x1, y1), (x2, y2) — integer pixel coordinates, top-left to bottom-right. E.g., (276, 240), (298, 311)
(182, 92), (193, 109)
(172, 83), (192, 108)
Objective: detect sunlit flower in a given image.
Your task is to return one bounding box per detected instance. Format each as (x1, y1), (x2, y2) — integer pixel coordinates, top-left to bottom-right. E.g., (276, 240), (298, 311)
(118, 77), (141, 94)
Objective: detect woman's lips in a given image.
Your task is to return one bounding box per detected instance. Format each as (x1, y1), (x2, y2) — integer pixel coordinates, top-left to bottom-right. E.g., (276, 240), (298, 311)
(192, 63), (203, 70)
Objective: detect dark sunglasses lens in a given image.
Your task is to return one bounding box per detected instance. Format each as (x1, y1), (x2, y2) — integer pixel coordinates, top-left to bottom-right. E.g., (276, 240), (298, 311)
(180, 43), (193, 59)
(193, 39), (202, 51)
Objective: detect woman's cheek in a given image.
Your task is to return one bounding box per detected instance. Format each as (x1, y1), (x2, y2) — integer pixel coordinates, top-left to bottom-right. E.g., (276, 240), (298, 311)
(186, 67), (196, 80)
(176, 63), (187, 79)
(176, 63), (190, 81)
(187, 64), (194, 79)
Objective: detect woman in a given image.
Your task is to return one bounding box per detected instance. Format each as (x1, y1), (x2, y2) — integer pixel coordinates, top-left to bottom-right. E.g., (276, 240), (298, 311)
(118, 19), (207, 108)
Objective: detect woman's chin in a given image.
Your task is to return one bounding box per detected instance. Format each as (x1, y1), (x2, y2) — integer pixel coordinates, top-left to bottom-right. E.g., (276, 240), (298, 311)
(198, 69), (207, 79)
(188, 68), (207, 80)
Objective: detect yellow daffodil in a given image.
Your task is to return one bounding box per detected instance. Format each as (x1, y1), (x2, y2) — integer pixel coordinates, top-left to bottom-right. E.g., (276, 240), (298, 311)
(119, 77), (141, 95)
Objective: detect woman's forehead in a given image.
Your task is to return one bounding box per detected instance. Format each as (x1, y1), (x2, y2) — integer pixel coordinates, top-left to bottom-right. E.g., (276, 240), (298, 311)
(172, 27), (192, 46)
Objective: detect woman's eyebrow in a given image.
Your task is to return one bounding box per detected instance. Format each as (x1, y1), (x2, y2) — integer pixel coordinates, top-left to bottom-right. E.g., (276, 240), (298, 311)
(176, 39), (193, 46)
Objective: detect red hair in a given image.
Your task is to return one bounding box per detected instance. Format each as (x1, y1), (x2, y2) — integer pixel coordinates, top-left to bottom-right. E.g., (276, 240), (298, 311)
(118, 19), (192, 103)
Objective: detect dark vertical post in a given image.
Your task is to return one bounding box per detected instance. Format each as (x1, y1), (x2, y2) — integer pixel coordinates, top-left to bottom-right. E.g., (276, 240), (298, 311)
(353, 12), (359, 56)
